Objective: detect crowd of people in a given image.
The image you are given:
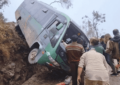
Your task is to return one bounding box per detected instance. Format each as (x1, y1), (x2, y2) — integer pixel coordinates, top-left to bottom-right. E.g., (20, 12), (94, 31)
(63, 29), (120, 85)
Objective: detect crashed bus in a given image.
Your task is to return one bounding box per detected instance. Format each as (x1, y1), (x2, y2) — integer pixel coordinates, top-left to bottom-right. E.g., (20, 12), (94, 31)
(15, 0), (89, 71)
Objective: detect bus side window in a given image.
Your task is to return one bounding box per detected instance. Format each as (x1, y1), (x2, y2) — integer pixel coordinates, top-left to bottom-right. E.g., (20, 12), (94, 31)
(48, 21), (60, 39)
(47, 20), (63, 47)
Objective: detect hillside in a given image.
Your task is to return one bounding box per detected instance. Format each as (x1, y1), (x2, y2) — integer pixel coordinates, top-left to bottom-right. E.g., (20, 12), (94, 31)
(0, 16), (66, 85)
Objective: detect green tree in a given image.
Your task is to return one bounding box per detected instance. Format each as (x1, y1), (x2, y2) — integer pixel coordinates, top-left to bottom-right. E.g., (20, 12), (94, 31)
(50, 0), (72, 9)
(82, 11), (105, 39)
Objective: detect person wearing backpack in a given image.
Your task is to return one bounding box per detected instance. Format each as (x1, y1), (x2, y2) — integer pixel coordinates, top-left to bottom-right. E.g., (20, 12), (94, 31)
(105, 29), (120, 76)
(110, 29), (120, 72)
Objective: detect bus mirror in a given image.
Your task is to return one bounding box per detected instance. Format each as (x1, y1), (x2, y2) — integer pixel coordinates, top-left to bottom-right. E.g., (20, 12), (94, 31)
(56, 23), (63, 30)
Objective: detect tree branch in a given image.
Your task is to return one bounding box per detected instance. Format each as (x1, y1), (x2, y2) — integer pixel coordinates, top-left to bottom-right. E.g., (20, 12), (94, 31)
(50, 0), (62, 5)
(0, 0), (9, 9)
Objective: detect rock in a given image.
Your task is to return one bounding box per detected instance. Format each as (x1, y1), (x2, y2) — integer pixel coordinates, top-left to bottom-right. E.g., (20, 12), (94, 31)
(15, 68), (21, 73)
(1, 63), (15, 79)
(8, 62), (15, 69)
(4, 72), (14, 79)
(9, 80), (14, 85)
(3, 78), (9, 83)
(8, 70), (15, 77)
(15, 74), (20, 80)
(1, 68), (6, 72)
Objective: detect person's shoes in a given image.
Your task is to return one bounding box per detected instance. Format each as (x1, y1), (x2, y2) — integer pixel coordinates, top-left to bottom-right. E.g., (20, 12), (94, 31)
(111, 73), (118, 76)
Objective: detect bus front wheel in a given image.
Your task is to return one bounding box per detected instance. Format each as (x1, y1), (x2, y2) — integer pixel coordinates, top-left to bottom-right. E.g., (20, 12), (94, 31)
(28, 48), (39, 64)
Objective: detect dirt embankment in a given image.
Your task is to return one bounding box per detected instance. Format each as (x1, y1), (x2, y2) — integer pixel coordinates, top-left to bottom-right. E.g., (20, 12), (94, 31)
(0, 20), (66, 85)
(0, 20), (40, 85)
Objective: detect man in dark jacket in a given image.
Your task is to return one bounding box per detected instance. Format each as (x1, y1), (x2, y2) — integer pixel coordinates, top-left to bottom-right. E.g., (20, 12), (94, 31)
(106, 29), (120, 75)
(111, 29), (120, 59)
(63, 35), (85, 85)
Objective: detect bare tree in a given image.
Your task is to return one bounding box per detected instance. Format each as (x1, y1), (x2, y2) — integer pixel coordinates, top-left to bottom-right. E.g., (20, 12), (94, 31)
(0, 0), (9, 22)
(82, 11), (105, 39)
(0, 0), (9, 9)
(50, 0), (72, 9)
(0, 12), (7, 22)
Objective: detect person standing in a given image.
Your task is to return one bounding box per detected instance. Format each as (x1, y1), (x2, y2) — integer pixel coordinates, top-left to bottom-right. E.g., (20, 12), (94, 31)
(99, 35), (112, 66)
(104, 33), (118, 75)
(63, 35), (85, 85)
(77, 48), (110, 85)
(99, 35), (106, 49)
(89, 37), (104, 54)
(105, 29), (120, 75)
(111, 29), (120, 72)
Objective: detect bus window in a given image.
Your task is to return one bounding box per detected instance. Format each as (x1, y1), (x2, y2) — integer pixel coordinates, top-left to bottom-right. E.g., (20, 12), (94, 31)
(47, 20), (64, 47)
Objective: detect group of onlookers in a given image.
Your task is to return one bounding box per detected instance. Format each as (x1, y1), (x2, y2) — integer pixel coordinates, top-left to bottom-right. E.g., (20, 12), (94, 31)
(63, 29), (120, 85)
(100, 29), (120, 76)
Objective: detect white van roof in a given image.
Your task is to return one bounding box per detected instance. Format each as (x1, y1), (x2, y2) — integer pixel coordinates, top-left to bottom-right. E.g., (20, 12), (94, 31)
(24, 0), (64, 16)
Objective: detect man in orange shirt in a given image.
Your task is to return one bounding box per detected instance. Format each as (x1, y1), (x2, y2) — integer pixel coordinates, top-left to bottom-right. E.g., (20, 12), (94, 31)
(63, 35), (85, 85)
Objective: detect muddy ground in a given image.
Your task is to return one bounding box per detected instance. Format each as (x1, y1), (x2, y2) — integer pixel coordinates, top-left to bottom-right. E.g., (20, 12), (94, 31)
(0, 21), (67, 85)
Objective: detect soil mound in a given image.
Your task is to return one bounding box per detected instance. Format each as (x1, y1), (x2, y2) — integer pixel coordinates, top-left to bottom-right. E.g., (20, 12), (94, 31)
(0, 20), (66, 85)
(0, 19), (43, 85)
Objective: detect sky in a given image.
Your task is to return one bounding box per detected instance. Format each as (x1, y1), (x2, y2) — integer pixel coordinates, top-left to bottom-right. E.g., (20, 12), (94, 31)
(1, 0), (120, 36)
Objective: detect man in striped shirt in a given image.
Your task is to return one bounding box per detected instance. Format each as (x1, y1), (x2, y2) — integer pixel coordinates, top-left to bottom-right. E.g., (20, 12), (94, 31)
(63, 35), (85, 85)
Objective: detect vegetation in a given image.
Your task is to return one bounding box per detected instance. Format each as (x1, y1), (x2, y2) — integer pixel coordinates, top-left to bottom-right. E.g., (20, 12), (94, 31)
(0, 0), (9, 9)
(0, 12), (7, 22)
(50, 0), (72, 9)
(82, 11), (105, 39)
(0, 0), (9, 22)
